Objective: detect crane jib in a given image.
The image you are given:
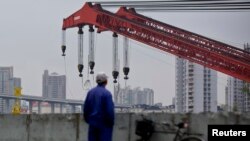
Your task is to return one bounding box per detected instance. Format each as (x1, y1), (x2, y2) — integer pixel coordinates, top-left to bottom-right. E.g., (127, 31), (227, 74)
(62, 2), (250, 82)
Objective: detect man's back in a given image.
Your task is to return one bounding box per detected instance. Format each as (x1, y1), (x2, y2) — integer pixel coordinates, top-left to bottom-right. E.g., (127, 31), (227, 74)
(84, 85), (114, 127)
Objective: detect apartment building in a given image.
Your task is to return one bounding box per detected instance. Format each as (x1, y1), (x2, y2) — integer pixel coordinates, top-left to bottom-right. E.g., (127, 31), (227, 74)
(175, 58), (217, 113)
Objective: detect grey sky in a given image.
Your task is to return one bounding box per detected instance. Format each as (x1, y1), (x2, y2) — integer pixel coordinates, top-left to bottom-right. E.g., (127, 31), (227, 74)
(0, 0), (250, 105)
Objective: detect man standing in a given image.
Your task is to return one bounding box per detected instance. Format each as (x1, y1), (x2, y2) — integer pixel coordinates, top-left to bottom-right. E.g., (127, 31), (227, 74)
(84, 72), (115, 141)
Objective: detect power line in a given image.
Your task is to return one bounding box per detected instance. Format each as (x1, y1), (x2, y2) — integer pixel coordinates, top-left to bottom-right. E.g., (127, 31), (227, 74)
(100, 4), (250, 8)
(97, 1), (250, 6)
(135, 7), (250, 12)
(92, 0), (242, 4)
(90, 0), (250, 11)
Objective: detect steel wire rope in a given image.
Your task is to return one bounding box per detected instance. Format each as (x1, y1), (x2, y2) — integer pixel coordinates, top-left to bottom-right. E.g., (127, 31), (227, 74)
(81, 32), (86, 91)
(100, 32), (231, 105)
(131, 3), (250, 12)
(96, 32), (121, 99)
(92, 0), (244, 4)
(100, 31), (230, 82)
(84, 41), (91, 91)
(93, 0), (250, 6)
(98, 32), (127, 93)
(131, 3), (250, 11)
(93, 28), (99, 87)
(99, 3), (250, 7)
(82, 68), (85, 90)
(129, 46), (228, 107)
(125, 36), (133, 88)
(118, 35), (129, 88)
(63, 56), (76, 100)
(137, 9), (250, 12)
(98, 2), (250, 8)
(91, 0), (250, 11)
(129, 39), (176, 69)
(114, 32), (218, 79)
(135, 7), (250, 12)
(128, 37), (229, 88)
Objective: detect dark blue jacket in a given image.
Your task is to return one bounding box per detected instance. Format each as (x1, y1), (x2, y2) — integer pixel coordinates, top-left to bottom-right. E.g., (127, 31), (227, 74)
(83, 85), (115, 127)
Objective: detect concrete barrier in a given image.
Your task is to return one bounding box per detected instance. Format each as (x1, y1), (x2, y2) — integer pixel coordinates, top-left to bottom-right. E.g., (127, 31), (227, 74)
(0, 112), (250, 141)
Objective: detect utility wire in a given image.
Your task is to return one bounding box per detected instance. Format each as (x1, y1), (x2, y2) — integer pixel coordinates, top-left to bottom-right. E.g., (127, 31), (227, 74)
(100, 4), (250, 8)
(93, 0), (250, 5)
(91, 0), (250, 11)
(98, 1), (250, 6)
(135, 7), (250, 12)
(92, 0), (243, 4)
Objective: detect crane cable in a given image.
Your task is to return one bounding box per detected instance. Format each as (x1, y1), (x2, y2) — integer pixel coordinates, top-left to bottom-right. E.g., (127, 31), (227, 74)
(63, 56), (76, 98)
(129, 37), (230, 88)
(91, 0), (250, 11)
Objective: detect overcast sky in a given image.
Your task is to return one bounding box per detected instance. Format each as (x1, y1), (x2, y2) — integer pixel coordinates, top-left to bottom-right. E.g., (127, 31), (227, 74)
(0, 0), (249, 105)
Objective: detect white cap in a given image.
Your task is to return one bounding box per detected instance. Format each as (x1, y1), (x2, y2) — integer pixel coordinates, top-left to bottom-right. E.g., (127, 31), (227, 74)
(96, 72), (108, 83)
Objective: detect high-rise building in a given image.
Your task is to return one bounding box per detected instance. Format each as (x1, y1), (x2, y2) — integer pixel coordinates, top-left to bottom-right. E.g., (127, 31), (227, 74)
(175, 58), (217, 113)
(226, 43), (250, 112)
(138, 88), (154, 105)
(226, 78), (244, 112)
(115, 86), (154, 106)
(42, 70), (66, 99)
(0, 67), (13, 95)
(0, 67), (21, 113)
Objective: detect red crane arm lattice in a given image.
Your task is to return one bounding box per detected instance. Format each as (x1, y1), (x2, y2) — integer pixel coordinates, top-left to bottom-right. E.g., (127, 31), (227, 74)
(115, 7), (250, 64)
(62, 2), (250, 82)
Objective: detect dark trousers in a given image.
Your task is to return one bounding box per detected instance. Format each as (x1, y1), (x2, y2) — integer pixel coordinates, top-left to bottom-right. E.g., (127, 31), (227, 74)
(88, 125), (113, 141)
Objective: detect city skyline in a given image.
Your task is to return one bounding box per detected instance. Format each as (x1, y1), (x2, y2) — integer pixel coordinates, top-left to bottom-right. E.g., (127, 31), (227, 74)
(115, 85), (154, 106)
(0, 0), (250, 106)
(1, 65), (250, 113)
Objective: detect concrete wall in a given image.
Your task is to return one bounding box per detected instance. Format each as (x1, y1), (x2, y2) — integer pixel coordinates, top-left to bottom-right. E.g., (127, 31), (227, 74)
(0, 112), (250, 141)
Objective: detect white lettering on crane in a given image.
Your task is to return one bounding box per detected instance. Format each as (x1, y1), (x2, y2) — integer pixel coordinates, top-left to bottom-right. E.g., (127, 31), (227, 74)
(74, 16), (80, 21)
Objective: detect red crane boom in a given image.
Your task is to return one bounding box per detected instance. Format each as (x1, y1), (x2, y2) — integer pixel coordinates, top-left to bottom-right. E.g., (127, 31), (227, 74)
(62, 2), (250, 82)
(115, 7), (250, 64)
